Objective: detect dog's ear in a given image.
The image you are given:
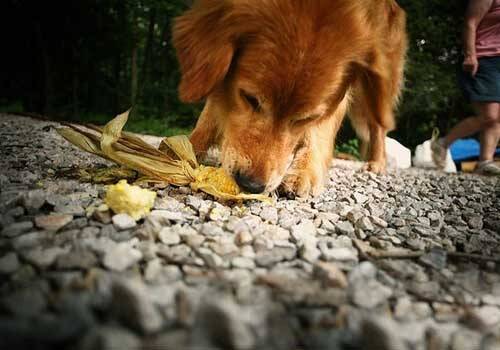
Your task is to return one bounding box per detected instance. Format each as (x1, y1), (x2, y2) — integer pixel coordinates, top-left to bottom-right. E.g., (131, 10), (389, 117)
(173, 0), (236, 102)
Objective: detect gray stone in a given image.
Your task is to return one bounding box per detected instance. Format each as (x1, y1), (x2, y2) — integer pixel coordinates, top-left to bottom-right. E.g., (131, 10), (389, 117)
(232, 257), (256, 269)
(255, 245), (297, 267)
(144, 259), (182, 283)
(260, 206), (278, 224)
(1, 221), (34, 237)
(300, 242), (321, 263)
(0, 288), (47, 317)
(55, 202), (85, 216)
(0, 252), (19, 275)
(467, 215), (484, 230)
(335, 221), (355, 235)
(56, 249), (98, 270)
(314, 261), (348, 288)
(22, 246), (70, 269)
(21, 190), (46, 213)
(157, 244), (192, 264)
(200, 222), (224, 236)
(112, 213), (137, 230)
(449, 329), (482, 350)
(191, 296), (257, 350)
(291, 220), (316, 243)
(350, 278), (392, 308)
(371, 216), (388, 228)
(356, 217), (374, 231)
(472, 305), (500, 328)
(111, 279), (164, 334)
(419, 248), (447, 270)
(158, 226), (181, 245)
(360, 317), (407, 350)
(353, 192), (369, 204)
(79, 326), (141, 350)
(103, 243), (142, 271)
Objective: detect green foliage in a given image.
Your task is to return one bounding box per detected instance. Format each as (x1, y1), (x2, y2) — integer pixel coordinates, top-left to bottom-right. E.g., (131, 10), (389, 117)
(336, 139), (361, 160)
(0, 0), (475, 149)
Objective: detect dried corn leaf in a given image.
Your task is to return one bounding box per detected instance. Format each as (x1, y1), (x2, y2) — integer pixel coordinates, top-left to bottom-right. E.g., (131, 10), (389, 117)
(57, 127), (108, 160)
(56, 111), (270, 203)
(159, 135), (198, 168)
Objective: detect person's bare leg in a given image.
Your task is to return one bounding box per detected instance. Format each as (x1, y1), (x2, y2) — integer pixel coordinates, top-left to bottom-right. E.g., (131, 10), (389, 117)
(442, 102), (499, 147)
(442, 116), (482, 148)
(474, 103), (500, 161)
(479, 121), (500, 161)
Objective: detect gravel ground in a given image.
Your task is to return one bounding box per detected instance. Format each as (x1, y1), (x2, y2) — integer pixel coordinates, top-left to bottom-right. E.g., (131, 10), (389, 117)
(1, 113), (500, 350)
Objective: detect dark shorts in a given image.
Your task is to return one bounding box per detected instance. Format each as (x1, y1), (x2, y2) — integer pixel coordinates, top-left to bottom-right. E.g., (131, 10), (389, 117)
(459, 56), (500, 103)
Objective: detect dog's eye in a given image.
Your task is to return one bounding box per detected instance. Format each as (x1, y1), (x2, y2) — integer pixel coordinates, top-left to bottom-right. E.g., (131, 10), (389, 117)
(241, 91), (261, 111)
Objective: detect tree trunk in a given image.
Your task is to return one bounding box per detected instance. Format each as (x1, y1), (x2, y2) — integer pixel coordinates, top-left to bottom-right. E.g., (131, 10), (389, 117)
(131, 45), (138, 106)
(141, 8), (156, 95)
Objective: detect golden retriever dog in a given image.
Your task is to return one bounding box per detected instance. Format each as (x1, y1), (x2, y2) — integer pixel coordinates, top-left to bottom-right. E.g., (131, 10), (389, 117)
(173, 0), (407, 197)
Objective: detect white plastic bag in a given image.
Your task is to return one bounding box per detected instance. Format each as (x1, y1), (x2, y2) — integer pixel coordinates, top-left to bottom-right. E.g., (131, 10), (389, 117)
(412, 139), (457, 173)
(386, 137), (411, 169)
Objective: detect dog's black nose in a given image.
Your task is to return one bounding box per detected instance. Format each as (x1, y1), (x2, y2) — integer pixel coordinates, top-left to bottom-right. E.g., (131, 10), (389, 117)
(234, 172), (266, 194)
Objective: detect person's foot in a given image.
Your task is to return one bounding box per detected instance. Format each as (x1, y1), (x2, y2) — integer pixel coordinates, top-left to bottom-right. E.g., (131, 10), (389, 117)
(430, 129), (448, 169)
(474, 161), (500, 176)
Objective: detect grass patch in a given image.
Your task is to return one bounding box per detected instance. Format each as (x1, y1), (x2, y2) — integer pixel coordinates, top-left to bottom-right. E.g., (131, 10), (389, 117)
(63, 113), (193, 137)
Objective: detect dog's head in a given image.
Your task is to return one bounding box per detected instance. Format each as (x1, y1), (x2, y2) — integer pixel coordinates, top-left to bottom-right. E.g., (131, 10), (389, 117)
(174, 0), (368, 193)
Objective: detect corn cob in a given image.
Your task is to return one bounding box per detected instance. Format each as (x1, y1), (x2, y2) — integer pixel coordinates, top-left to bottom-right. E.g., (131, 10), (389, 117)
(57, 111), (270, 202)
(192, 165), (240, 195)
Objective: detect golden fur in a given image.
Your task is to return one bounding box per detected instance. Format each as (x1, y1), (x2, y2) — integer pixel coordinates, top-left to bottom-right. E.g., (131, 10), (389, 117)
(173, 0), (407, 197)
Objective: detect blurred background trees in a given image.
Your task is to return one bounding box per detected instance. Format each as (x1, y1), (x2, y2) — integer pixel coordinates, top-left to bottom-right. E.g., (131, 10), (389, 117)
(0, 0), (469, 147)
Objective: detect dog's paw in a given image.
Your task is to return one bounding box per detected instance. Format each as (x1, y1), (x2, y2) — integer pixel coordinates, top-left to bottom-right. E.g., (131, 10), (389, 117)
(279, 170), (324, 198)
(362, 160), (386, 174)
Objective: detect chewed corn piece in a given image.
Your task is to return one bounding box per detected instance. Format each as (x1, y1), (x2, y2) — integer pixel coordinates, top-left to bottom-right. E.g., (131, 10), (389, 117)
(193, 165), (240, 195)
(105, 180), (157, 220)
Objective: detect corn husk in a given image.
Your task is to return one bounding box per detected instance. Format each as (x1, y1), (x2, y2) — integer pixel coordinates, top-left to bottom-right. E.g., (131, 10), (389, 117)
(57, 111), (270, 202)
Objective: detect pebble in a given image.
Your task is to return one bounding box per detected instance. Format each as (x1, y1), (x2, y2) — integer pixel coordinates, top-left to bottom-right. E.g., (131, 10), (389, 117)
(158, 227), (182, 245)
(335, 221), (355, 235)
(449, 329), (482, 350)
(291, 220), (316, 243)
(313, 261), (348, 288)
(22, 246), (70, 269)
(232, 257), (256, 269)
(79, 326), (142, 350)
(111, 279), (164, 334)
(0, 252), (20, 274)
(103, 243), (142, 271)
(1, 221), (34, 237)
(259, 206), (278, 224)
(0, 288), (47, 317)
(112, 214), (137, 230)
(419, 248), (447, 270)
(356, 217), (374, 231)
(235, 231), (253, 246)
(56, 249), (98, 270)
(34, 214), (73, 231)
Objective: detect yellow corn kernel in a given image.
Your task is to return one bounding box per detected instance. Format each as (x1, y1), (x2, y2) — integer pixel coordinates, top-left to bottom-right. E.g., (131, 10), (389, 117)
(193, 165), (240, 195)
(105, 180), (157, 220)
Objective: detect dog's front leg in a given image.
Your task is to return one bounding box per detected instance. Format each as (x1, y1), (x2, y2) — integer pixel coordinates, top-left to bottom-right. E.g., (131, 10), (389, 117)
(279, 139), (327, 198)
(189, 97), (219, 159)
(280, 109), (345, 198)
(364, 122), (387, 173)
